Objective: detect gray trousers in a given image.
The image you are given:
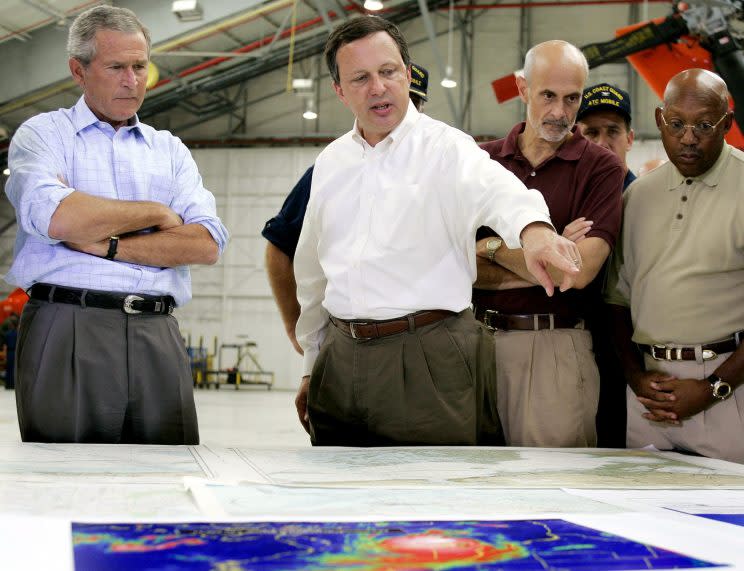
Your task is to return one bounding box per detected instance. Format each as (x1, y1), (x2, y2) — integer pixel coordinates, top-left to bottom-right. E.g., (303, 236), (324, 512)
(16, 299), (198, 444)
(307, 310), (503, 446)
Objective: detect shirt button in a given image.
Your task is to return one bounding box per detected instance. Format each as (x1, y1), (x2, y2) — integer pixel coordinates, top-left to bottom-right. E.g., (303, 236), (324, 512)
(530, 171), (536, 177)
(681, 196), (688, 202)
(676, 213), (683, 219)
(686, 179), (692, 185)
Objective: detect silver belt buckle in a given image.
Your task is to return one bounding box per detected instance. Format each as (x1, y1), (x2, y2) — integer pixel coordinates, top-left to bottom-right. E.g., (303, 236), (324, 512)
(123, 294), (144, 314)
(651, 344), (685, 360)
(702, 349), (717, 361)
(484, 309), (499, 331)
(349, 321), (371, 340)
(651, 344), (670, 360)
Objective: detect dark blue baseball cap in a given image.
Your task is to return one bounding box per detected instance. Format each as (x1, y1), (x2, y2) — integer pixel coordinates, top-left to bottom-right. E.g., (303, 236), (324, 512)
(409, 63), (429, 101)
(578, 83), (632, 124)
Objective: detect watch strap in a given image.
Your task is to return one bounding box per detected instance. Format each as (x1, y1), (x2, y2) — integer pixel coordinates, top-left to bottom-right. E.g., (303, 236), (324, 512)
(104, 236), (119, 260)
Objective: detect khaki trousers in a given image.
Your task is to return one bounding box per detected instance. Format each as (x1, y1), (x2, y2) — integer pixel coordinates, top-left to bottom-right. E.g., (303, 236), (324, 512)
(307, 310), (503, 446)
(627, 352), (744, 463)
(491, 328), (599, 447)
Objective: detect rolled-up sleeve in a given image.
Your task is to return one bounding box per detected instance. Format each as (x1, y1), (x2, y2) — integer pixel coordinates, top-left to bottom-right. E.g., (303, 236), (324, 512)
(170, 139), (229, 254)
(6, 122), (75, 243)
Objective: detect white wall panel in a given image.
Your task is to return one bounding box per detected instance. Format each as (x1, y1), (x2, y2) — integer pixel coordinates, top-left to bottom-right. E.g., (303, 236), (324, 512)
(177, 147), (321, 391)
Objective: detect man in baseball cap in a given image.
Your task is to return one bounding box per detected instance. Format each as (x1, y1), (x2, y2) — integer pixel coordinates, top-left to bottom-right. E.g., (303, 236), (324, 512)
(577, 83), (636, 189)
(576, 83), (636, 449)
(409, 63), (429, 109)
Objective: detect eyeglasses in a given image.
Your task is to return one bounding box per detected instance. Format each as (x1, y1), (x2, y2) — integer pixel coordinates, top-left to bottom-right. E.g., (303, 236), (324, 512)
(659, 111), (728, 138)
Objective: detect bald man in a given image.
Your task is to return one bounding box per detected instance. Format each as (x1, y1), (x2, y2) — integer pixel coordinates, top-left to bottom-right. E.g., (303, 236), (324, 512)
(605, 69), (744, 463)
(474, 40), (625, 447)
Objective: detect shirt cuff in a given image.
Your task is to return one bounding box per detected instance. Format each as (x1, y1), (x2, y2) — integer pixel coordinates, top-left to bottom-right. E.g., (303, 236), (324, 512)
(192, 217), (229, 254)
(33, 185), (76, 243)
(302, 347), (319, 377)
(508, 215), (554, 249)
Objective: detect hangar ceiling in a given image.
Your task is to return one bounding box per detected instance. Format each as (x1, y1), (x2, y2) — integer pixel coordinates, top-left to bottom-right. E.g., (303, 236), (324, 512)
(0, 0), (686, 172)
(0, 0), (467, 169)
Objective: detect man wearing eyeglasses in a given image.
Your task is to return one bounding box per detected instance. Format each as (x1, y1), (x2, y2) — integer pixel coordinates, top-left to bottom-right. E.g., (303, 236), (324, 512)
(605, 68), (744, 462)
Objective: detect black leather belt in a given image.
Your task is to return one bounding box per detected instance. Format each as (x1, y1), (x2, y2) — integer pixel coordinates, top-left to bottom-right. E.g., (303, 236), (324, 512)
(483, 311), (584, 331)
(29, 284), (175, 315)
(331, 310), (456, 340)
(639, 334), (741, 361)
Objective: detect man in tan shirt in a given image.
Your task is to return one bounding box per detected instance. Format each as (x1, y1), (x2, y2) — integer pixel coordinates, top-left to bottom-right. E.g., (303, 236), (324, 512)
(605, 68), (744, 463)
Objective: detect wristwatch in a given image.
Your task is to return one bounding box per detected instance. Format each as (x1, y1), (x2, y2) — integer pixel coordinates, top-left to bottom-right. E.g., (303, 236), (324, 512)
(104, 236), (119, 260)
(706, 373), (733, 400)
(486, 237), (503, 262)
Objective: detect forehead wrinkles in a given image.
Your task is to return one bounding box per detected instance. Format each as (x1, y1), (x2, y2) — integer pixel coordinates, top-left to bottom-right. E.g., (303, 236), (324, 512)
(664, 88), (727, 117)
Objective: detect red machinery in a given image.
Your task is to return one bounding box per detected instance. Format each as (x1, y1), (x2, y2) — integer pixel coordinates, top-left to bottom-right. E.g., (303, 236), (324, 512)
(0, 288), (28, 324)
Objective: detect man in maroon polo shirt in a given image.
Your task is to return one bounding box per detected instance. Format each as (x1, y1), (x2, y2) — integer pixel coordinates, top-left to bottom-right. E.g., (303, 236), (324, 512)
(474, 40), (624, 447)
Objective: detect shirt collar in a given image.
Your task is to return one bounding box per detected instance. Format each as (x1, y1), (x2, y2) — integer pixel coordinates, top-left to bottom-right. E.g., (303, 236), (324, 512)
(351, 99), (419, 150)
(666, 143), (731, 190)
(495, 122), (586, 162)
(71, 96), (151, 147)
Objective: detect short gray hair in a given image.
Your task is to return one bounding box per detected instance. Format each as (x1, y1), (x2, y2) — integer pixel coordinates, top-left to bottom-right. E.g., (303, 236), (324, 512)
(67, 5), (151, 66)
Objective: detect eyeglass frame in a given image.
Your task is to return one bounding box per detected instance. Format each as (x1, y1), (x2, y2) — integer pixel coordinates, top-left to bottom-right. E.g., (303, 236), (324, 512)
(658, 109), (730, 138)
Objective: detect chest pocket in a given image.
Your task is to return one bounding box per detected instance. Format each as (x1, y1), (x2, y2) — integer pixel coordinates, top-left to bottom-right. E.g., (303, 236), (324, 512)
(141, 166), (176, 205)
(370, 183), (426, 251)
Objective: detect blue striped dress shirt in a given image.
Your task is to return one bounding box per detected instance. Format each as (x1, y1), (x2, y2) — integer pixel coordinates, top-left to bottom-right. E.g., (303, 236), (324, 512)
(5, 97), (228, 307)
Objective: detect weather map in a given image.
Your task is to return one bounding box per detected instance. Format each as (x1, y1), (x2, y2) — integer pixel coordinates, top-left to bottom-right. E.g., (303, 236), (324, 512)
(72, 519), (722, 570)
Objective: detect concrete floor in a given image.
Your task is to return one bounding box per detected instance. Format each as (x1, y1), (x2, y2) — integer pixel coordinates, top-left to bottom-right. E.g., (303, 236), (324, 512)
(0, 386), (310, 447)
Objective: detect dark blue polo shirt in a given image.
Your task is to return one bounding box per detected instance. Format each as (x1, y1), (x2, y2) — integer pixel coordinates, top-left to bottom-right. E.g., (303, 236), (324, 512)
(261, 166), (314, 260)
(623, 169), (636, 190)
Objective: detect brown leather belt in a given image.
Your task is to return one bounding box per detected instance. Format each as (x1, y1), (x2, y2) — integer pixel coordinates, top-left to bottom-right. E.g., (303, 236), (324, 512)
(639, 334), (742, 361)
(483, 311), (584, 331)
(330, 310), (456, 340)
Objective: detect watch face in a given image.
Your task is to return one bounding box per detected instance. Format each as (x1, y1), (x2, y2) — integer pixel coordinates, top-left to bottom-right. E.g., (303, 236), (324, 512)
(713, 380), (733, 400)
(486, 238), (502, 261)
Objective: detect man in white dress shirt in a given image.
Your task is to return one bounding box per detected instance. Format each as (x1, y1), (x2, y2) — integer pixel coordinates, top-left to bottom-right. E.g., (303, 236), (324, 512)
(293, 15), (582, 446)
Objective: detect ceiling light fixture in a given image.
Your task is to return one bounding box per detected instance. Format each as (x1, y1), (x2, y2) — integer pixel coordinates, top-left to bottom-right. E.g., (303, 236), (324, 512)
(303, 99), (318, 120)
(172, 0), (203, 22)
(441, 66), (457, 89)
(440, 0), (457, 89)
(364, 0), (384, 11)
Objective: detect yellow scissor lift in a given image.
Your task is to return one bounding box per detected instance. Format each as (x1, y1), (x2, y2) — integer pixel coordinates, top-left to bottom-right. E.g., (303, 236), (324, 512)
(191, 337), (274, 390)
